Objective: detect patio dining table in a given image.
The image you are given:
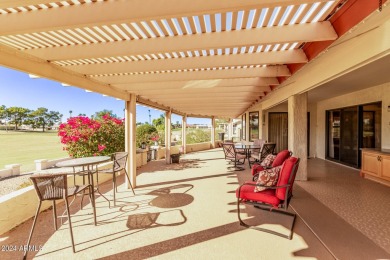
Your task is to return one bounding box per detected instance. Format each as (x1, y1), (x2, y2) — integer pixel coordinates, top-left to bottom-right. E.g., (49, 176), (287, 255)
(234, 144), (262, 158)
(55, 156), (111, 223)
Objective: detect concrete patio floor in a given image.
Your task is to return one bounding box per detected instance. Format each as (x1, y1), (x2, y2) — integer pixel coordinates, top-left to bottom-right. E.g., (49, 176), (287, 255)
(1, 148), (389, 259)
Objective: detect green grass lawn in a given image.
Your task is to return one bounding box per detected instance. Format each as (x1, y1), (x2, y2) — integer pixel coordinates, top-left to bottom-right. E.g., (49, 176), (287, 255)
(0, 130), (68, 173)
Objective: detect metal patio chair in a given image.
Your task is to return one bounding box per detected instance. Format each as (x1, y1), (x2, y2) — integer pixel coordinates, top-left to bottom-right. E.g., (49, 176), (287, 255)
(222, 142), (246, 171)
(99, 152), (135, 207)
(248, 142), (276, 167)
(24, 173), (96, 259)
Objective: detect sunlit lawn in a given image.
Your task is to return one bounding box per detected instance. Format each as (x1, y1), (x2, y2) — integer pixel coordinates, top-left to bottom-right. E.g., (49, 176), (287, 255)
(0, 130), (68, 173)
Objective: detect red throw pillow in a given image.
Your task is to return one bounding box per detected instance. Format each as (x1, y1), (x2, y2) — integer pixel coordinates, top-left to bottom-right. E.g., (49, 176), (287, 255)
(254, 166), (281, 192)
(260, 154), (276, 168)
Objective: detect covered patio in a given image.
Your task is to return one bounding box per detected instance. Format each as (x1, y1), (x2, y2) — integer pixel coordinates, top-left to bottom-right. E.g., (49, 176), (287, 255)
(1, 149), (389, 259)
(1, 0), (390, 259)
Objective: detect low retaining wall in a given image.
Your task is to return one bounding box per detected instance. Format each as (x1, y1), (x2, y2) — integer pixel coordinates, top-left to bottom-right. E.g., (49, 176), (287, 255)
(186, 142), (212, 153)
(0, 164), (22, 179)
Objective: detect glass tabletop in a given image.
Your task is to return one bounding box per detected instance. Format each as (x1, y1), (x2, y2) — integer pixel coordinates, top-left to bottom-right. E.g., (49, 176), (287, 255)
(56, 156), (111, 168)
(234, 144), (262, 149)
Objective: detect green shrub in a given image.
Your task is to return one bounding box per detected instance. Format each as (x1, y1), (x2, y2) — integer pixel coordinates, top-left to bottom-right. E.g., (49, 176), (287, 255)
(136, 124), (158, 148)
(186, 128), (211, 144)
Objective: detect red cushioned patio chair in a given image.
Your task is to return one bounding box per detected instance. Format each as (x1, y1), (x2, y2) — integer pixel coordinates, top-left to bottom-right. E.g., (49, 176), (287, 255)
(236, 157), (300, 239)
(251, 150), (292, 181)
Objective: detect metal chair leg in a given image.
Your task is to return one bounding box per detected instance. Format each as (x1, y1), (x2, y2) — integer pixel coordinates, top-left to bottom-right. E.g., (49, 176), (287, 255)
(52, 201), (57, 230)
(87, 173), (98, 225)
(64, 197), (76, 253)
(115, 172), (118, 192)
(23, 201), (42, 260)
(124, 169), (136, 195)
(80, 174), (85, 210)
(113, 173), (116, 206)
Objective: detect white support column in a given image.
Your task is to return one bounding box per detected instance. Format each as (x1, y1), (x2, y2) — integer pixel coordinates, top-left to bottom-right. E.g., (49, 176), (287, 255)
(211, 116), (216, 148)
(228, 119), (233, 141)
(259, 108), (264, 140)
(182, 115), (187, 154)
(165, 110), (172, 164)
(246, 112), (250, 142)
(125, 96), (137, 188)
(288, 92), (308, 181)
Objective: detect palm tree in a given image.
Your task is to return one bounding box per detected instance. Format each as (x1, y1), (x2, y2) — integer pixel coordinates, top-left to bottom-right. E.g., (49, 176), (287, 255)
(69, 110), (73, 118)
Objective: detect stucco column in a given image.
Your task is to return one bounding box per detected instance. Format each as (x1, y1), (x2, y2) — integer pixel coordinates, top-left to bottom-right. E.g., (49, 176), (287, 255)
(259, 109), (264, 140)
(125, 96), (137, 188)
(165, 110), (172, 164)
(182, 115), (187, 154)
(228, 119), (233, 141)
(288, 93), (308, 181)
(211, 116), (216, 148)
(246, 112), (250, 142)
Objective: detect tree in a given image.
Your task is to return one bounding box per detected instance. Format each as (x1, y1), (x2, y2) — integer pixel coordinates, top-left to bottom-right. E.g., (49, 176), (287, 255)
(45, 111), (62, 130)
(7, 106), (30, 130)
(92, 109), (118, 120)
(24, 113), (39, 130)
(0, 105), (9, 131)
(152, 114), (165, 130)
(69, 110), (73, 118)
(29, 107), (62, 131)
(0, 105), (7, 123)
(30, 107), (48, 131)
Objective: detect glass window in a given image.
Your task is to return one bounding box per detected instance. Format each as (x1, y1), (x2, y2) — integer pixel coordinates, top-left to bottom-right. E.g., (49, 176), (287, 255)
(249, 112), (259, 141)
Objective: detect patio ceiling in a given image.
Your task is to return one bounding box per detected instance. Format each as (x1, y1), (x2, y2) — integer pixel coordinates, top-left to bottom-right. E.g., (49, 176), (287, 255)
(0, 0), (347, 118)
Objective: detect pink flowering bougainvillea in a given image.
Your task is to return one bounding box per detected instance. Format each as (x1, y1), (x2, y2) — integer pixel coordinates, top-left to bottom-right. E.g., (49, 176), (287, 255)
(58, 115), (125, 158)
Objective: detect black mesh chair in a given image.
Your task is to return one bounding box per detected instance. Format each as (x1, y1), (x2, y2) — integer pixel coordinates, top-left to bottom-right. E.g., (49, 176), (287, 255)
(24, 173), (96, 259)
(222, 143), (246, 171)
(99, 152), (135, 207)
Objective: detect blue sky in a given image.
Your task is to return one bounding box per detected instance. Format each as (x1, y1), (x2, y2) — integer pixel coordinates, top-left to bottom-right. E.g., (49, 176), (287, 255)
(0, 66), (209, 125)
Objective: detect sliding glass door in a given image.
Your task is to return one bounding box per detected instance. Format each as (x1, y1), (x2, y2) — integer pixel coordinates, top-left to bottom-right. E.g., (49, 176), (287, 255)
(326, 102), (381, 168)
(339, 107), (359, 166)
(327, 110), (340, 160)
(269, 112), (288, 153)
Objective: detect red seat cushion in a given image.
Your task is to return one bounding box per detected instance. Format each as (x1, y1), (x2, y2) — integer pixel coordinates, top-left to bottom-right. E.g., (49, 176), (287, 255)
(275, 157), (299, 200)
(272, 150), (291, 167)
(236, 182), (280, 207)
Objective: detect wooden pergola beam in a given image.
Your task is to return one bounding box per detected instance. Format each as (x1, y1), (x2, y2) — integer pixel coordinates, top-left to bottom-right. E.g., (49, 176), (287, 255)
(136, 86), (270, 95)
(67, 50), (307, 74)
(23, 22), (337, 61)
(0, 0), (331, 35)
(0, 45), (129, 100)
(93, 65), (290, 84)
(115, 78), (278, 91)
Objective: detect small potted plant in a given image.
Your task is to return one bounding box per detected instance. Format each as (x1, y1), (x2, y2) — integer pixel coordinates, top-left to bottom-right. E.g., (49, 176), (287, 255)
(171, 153), (180, 163)
(150, 133), (160, 146)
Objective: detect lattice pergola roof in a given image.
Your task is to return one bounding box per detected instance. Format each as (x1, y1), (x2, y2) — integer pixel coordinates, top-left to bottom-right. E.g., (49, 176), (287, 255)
(0, 0), (357, 118)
